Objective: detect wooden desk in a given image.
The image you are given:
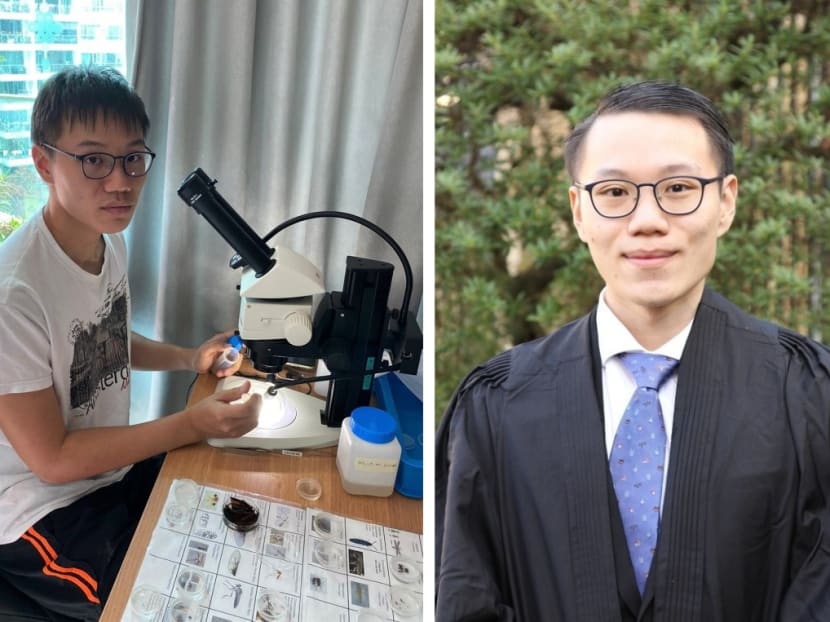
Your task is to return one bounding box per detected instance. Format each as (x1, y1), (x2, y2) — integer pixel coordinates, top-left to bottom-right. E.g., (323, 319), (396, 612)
(100, 373), (422, 621)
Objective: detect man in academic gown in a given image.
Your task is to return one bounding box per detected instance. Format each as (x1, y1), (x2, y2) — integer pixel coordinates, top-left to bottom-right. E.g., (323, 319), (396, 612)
(435, 82), (830, 621)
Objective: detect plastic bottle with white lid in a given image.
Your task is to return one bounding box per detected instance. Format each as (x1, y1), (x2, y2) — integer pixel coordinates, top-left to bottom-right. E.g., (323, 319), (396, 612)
(336, 406), (401, 497)
(212, 335), (243, 374)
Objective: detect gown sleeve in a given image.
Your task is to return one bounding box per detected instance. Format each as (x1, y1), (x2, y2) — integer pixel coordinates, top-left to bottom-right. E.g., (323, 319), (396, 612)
(435, 352), (517, 622)
(779, 330), (830, 619)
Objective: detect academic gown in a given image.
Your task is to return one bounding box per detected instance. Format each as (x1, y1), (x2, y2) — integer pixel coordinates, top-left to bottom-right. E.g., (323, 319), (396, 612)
(435, 289), (830, 622)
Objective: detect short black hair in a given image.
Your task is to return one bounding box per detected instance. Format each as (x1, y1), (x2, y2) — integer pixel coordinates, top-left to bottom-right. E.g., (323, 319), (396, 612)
(564, 81), (734, 179)
(30, 65), (149, 146)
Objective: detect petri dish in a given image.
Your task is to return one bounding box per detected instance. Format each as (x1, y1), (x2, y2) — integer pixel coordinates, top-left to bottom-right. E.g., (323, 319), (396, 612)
(175, 567), (208, 602)
(389, 556), (421, 584)
(256, 589), (290, 621)
(129, 584), (165, 621)
(165, 503), (192, 529)
(312, 539), (345, 571)
(311, 512), (342, 540)
(389, 586), (422, 618)
(172, 479), (200, 508)
(296, 477), (322, 501)
(167, 598), (201, 622)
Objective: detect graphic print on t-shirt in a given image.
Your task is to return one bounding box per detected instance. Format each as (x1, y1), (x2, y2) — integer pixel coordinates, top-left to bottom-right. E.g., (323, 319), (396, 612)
(68, 276), (130, 416)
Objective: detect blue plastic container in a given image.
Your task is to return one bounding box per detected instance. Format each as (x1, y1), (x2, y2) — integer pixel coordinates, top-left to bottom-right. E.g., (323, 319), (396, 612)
(373, 373), (423, 498)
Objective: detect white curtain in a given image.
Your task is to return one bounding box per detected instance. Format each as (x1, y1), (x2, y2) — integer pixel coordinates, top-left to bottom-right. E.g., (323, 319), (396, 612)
(124, 0), (423, 422)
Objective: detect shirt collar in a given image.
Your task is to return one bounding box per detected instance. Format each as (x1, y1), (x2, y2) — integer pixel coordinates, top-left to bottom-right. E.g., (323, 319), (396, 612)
(596, 287), (693, 366)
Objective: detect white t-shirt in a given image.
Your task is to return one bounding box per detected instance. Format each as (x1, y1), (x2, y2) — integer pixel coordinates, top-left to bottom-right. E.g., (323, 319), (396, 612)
(0, 210), (131, 544)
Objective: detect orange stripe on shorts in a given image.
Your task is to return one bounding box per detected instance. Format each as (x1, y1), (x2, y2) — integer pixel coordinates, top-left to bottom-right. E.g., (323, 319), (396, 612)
(21, 529), (100, 605)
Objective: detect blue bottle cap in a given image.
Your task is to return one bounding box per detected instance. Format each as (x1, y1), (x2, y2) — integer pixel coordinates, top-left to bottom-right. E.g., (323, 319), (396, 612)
(350, 406), (397, 444)
(227, 335), (243, 351)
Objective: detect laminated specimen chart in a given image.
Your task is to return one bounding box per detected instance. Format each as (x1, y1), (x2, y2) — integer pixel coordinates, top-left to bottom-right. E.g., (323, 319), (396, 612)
(124, 479), (423, 621)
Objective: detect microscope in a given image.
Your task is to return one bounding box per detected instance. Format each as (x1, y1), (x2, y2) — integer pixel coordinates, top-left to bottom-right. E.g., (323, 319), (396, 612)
(177, 168), (422, 449)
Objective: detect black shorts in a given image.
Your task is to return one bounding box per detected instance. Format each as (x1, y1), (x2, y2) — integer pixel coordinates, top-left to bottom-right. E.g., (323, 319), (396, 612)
(0, 454), (163, 621)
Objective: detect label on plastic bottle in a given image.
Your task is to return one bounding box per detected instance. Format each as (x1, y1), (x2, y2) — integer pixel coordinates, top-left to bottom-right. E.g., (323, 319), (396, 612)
(354, 457), (400, 473)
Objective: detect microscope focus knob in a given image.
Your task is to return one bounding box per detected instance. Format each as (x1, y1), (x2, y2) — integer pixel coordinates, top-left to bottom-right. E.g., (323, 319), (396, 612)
(284, 312), (313, 346)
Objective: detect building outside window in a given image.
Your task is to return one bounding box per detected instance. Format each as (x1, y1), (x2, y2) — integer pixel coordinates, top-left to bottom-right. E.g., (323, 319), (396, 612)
(0, 0), (126, 242)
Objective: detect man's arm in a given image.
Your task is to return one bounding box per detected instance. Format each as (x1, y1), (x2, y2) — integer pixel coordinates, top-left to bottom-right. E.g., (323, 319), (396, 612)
(130, 331), (195, 371)
(0, 382), (260, 484)
(436, 367), (515, 622)
(131, 330), (241, 377)
(779, 337), (830, 619)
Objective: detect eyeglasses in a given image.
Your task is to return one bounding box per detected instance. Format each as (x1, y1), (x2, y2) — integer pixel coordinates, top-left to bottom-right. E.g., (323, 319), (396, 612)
(574, 175), (724, 218)
(41, 142), (156, 180)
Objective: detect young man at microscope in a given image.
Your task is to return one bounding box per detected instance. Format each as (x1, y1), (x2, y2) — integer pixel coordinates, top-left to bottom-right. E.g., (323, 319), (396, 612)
(0, 65), (262, 620)
(436, 81), (830, 621)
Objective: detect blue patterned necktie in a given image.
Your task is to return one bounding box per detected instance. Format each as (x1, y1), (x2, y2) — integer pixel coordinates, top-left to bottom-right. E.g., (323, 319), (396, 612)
(609, 352), (679, 595)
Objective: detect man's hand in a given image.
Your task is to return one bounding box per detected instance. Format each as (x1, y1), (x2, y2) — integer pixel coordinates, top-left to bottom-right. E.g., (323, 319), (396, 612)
(0, 381), (259, 484)
(184, 380), (261, 439)
(193, 330), (245, 378)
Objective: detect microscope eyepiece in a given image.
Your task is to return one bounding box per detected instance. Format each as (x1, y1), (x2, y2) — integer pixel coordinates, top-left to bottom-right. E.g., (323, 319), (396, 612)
(178, 168), (275, 277)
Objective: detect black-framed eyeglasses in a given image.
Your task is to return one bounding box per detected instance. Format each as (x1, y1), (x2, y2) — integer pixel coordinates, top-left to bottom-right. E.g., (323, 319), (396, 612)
(41, 142), (156, 180)
(573, 175), (724, 218)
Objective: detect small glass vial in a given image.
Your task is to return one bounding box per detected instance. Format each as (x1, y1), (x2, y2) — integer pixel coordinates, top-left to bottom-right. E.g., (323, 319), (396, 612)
(211, 335), (243, 374)
(336, 406), (401, 497)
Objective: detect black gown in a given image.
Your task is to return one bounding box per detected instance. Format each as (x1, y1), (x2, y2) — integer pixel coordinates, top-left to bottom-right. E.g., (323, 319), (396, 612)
(435, 289), (830, 622)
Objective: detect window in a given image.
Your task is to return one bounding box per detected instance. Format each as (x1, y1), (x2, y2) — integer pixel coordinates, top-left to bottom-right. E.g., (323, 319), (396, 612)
(80, 51), (119, 65)
(36, 49), (75, 72)
(0, 50), (24, 73)
(0, 0), (126, 242)
(0, 81), (26, 95)
(80, 24), (96, 39)
(0, 18), (23, 40)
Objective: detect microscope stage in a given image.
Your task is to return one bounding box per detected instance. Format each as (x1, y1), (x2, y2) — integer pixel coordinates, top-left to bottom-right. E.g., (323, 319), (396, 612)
(208, 376), (340, 450)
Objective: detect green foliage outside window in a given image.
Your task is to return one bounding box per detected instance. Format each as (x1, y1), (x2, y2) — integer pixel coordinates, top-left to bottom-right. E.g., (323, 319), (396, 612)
(0, 214), (22, 242)
(0, 168), (25, 241)
(0, 165), (43, 235)
(435, 0), (830, 420)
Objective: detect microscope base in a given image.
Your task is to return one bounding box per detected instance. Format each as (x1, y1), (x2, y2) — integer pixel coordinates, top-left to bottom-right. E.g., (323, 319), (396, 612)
(207, 377), (340, 450)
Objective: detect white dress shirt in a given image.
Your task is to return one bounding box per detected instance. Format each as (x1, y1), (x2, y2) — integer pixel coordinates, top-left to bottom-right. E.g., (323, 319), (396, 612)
(595, 289), (693, 510)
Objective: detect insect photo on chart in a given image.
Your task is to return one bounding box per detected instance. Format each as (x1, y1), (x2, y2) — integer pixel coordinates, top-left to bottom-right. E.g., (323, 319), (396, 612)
(348, 536), (376, 549)
(348, 549), (365, 576)
(308, 572), (326, 594)
(350, 580), (370, 608)
(261, 558), (288, 588)
(272, 505), (290, 528)
(227, 549), (241, 577)
(221, 580), (243, 608)
(185, 549), (206, 567)
(265, 529), (288, 559)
